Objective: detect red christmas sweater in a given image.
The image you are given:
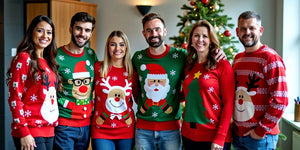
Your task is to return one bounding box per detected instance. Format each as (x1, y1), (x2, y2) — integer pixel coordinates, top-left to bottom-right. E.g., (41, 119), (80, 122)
(8, 52), (59, 138)
(91, 62), (136, 139)
(232, 45), (288, 137)
(181, 60), (235, 146)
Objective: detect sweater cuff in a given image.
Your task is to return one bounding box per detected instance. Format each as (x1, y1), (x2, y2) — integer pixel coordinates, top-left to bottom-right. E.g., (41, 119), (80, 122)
(213, 134), (225, 147)
(254, 125), (267, 137)
(17, 126), (31, 138)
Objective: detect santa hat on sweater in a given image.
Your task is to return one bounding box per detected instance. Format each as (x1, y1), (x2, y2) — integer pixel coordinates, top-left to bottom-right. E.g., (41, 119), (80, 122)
(140, 63), (168, 79)
(73, 60), (90, 78)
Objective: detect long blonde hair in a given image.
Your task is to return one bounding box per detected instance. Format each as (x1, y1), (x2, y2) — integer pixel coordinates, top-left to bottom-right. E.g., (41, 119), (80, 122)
(186, 20), (220, 71)
(99, 30), (133, 79)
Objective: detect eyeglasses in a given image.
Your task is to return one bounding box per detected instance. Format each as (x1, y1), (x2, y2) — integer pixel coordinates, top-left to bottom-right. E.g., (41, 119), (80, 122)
(71, 77), (91, 86)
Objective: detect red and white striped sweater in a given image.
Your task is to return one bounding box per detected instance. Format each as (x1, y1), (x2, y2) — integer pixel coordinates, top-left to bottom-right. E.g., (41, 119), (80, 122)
(232, 45), (288, 137)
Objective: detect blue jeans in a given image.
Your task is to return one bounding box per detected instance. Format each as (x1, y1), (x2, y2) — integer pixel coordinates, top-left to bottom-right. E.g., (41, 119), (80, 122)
(135, 128), (181, 150)
(182, 136), (231, 150)
(54, 125), (90, 150)
(92, 138), (133, 150)
(13, 136), (54, 150)
(232, 132), (278, 150)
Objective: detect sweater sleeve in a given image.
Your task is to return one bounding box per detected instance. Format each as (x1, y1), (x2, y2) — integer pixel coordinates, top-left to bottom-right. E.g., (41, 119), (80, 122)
(213, 60), (235, 146)
(254, 54), (288, 137)
(8, 52), (31, 137)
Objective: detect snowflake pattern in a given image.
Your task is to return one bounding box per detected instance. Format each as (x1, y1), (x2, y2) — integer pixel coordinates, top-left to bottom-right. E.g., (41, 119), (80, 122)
(123, 72), (128, 77)
(173, 89), (176, 94)
(212, 104), (218, 110)
(210, 118), (215, 124)
(45, 67), (50, 73)
(95, 80), (100, 85)
(208, 87), (214, 93)
(36, 75), (41, 81)
(88, 49), (93, 55)
(137, 54), (143, 60)
(152, 112), (158, 118)
(112, 76), (118, 81)
(139, 76), (143, 81)
(90, 65), (94, 71)
(211, 65), (216, 70)
(172, 53), (178, 59)
(64, 68), (71, 74)
(30, 94), (37, 101)
(203, 74), (210, 80)
(111, 122), (117, 128)
(63, 90), (69, 96)
(24, 110), (31, 117)
(58, 55), (64, 61)
(35, 120), (42, 127)
(170, 70), (176, 76)
(185, 74), (190, 79)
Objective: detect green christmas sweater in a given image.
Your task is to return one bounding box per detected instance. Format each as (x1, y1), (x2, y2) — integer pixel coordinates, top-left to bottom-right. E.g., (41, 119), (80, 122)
(56, 46), (98, 127)
(132, 45), (187, 131)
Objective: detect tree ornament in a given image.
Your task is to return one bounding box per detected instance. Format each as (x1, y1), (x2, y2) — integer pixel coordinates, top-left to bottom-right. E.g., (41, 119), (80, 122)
(185, 20), (191, 27)
(214, 3), (220, 10)
(190, 0), (196, 6)
(214, 25), (219, 32)
(224, 30), (231, 37)
(181, 42), (188, 49)
(179, 32), (185, 37)
(183, 10), (188, 16)
(202, 0), (209, 5)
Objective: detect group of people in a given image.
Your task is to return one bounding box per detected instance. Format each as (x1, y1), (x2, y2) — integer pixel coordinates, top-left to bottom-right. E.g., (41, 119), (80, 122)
(7, 10), (288, 150)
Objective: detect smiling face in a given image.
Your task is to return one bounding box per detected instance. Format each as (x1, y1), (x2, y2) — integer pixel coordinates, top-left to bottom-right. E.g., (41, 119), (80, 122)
(70, 21), (93, 48)
(108, 36), (126, 62)
(191, 26), (210, 54)
(236, 18), (263, 49)
(143, 18), (167, 48)
(32, 21), (53, 51)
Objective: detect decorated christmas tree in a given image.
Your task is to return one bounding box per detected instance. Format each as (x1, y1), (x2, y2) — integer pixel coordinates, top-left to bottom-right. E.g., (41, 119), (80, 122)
(170, 0), (239, 62)
(184, 71), (210, 125)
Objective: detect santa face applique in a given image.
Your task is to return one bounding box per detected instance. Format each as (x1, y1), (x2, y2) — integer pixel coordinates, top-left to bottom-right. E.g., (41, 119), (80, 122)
(41, 74), (59, 124)
(68, 60), (93, 101)
(96, 77), (133, 125)
(234, 74), (259, 122)
(140, 64), (172, 114)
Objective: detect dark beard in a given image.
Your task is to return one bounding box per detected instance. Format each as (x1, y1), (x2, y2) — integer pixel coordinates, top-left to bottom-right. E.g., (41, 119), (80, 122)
(240, 35), (258, 47)
(71, 34), (90, 48)
(147, 36), (163, 48)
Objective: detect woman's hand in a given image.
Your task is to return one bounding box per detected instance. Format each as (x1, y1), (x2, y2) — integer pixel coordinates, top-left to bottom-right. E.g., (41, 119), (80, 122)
(211, 143), (223, 150)
(21, 134), (36, 150)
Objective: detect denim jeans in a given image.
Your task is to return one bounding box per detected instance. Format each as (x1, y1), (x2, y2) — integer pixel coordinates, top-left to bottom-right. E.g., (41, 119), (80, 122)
(182, 136), (231, 150)
(232, 132), (278, 150)
(13, 136), (54, 150)
(92, 138), (133, 150)
(53, 125), (90, 150)
(135, 128), (181, 150)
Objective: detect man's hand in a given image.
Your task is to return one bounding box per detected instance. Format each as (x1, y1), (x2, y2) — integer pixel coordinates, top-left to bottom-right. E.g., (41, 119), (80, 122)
(243, 129), (264, 140)
(215, 48), (227, 62)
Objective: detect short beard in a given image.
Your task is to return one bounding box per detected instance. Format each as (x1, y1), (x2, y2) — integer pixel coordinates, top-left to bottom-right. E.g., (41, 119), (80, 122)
(147, 36), (164, 48)
(240, 35), (258, 47)
(71, 34), (89, 48)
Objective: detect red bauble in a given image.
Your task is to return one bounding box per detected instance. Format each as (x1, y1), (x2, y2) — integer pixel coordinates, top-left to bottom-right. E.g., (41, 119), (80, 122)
(224, 30), (231, 37)
(190, 0), (196, 6)
(181, 43), (188, 49)
(202, 0), (209, 5)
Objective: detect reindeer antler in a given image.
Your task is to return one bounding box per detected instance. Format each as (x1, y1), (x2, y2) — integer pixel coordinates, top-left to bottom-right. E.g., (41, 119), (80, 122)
(124, 79), (132, 96)
(100, 77), (111, 94)
(246, 74), (260, 92)
(43, 74), (50, 90)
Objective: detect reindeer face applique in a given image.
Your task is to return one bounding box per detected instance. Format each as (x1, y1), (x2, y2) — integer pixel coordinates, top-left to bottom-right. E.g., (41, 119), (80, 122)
(41, 74), (59, 124)
(96, 76), (132, 125)
(234, 74), (260, 122)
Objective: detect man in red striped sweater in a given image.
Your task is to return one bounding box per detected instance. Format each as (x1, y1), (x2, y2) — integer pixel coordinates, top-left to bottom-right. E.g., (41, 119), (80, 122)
(232, 11), (288, 150)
